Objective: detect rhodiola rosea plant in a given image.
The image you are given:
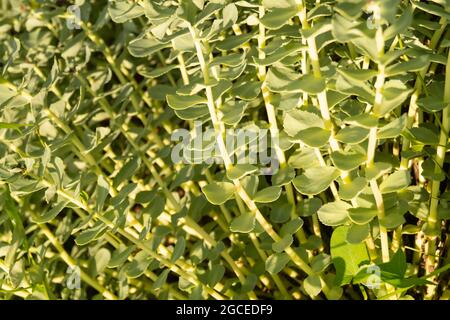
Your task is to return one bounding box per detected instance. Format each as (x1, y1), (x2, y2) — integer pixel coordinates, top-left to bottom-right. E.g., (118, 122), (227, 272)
(0, 0), (449, 300)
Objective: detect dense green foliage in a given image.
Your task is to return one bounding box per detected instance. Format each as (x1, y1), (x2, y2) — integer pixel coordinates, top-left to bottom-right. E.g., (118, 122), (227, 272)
(0, 0), (449, 300)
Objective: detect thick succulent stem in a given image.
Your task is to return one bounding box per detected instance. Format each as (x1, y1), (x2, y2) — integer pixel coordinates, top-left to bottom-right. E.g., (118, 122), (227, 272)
(424, 48), (450, 299)
(189, 25), (333, 299)
(257, 5), (307, 244)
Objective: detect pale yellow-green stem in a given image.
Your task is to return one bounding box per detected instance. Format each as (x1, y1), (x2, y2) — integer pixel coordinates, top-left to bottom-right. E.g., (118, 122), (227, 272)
(50, 181), (226, 300)
(38, 223), (118, 300)
(400, 18), (448, 170)
(234, 199), (291, 299)
(424, 48), (450, 299)
(366, 13), (390, 264)
(188, 24), (334, 299)
(427, 50), (450, 236)
(295, 2), (351, 183)
(75, 74), (251, 288)
(257, 5), (307, 243)
(79, 22), (166, 150)
(0, 283), (33, 299)
(70, 210), (189, 300)
(296, 0), (382, 267)
(46, 180), (224, 299)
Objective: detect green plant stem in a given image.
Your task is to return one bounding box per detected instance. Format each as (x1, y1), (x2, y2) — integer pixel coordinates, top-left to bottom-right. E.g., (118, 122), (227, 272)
(53, 182), (226, 300)
(75, 73), (251, 290)
(424, 48), (450, 299)
(362, 13), (391, 266)
(70, 209), (189, 300)
(0, 124), (229, 300)
(367, 12), (399, 299)
(168, 50), (246, 275)
(2, 75), (118, 197)
(188, 25), (332, 299)
(0, 283), (32, 299)
(296, 8), (339, 147)
(295, 2), (353, 190)
(249, 233), (292, 299)
(427, 49), (450, 238)
(205, 170), (287, 297)
(80, 22), (165, 149)
(234, 197), (290, 299)
(297, 2), (374, 262)
(368, 129), (390, 264)
(257, 5), (306, 244)
(38, 223), (118, 300)
(400, 19), (448, 170)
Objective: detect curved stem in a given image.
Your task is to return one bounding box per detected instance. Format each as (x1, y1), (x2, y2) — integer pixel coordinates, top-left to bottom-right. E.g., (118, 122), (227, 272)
(189, 25), (332, 299)
(38, 223), (118, 300)
(400, 19), (448, 169)
(424, 48), (450, 299)
(257, 5), (306, 244)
